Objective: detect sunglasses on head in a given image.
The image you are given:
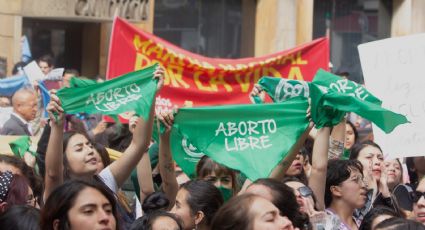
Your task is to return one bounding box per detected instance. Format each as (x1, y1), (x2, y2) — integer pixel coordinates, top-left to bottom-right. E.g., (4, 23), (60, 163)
(297, 186), (313, 197)
(412, 191), (425, 203)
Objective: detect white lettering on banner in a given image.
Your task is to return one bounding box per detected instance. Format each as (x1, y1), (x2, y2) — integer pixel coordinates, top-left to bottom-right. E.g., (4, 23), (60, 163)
(275, 79), (309, 101)
(215, 119), (277, 152)
(329, 79), (369, 101)
(86, 83), (142, 112)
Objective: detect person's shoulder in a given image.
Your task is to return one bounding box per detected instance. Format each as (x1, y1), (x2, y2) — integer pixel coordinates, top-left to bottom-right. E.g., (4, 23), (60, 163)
(0, 118), (26, 135)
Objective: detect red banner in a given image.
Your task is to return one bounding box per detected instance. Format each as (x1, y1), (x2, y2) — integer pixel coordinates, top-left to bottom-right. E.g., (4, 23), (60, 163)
(107, 17), (329, 114)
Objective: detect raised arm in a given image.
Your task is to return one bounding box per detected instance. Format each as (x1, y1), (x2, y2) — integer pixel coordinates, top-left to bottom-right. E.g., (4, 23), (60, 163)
(269, 123), (313, 180)
(44, 91), (65, 200)
(137, 148), (155, 203)
(108, 67), (164, 188)
(157, 112), (179, 209)
(308, 127), (330, 211)
(328, 118), (345, 159)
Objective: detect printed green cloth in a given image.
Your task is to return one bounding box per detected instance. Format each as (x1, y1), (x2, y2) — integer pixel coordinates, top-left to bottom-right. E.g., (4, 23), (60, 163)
(255, 69), (409, 133)
(310, 69), (408, 132)
(69, 77), (97, 88)
(170, 98), (310, 180)
(9, 136), (36, 158)
(57, 64), (158, 120)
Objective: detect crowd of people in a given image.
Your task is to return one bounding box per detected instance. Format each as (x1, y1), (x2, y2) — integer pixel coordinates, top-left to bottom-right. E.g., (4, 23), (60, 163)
(0, 56), (424, 230)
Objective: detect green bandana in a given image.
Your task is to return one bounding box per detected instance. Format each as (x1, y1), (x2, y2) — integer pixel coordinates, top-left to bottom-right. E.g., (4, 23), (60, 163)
(310, 69), (409, 132)
(169, 98), (309, 180)
(69, 77), (97, 88)
(217, 186), (233, 202)
(9, 136), (36, 158)
(342, 148), (351, 160)
(255, 69), (409, 133)
(254, 77), (310, 103)
(57, 64), (158, 120)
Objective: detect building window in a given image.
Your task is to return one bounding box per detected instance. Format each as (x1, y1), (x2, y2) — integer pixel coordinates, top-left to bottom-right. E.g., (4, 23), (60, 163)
(153, 0), (242, 58)
(313, 0), (392, 83)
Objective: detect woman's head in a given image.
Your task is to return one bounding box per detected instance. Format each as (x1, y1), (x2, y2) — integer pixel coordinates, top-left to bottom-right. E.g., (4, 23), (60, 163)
(385, 159), (403, 190)
(130, 211), (182, 230)
(247, 178), (309, 229)
(171, 180), (223, 230)
(211, 194), (296, 230)
(0, 171), (32, 213)
(0, 155), (42, 204)
(413, 177), (425, 225)
(282, 176), (317, 215)
(196, 156), (237, 193)
(142, 192), (170, 215)
(345, 120), (358, 150)
(0, 205), (40, 230)
(374, 217), (425, 230)
(285, 153), (305, 177)
(359, 205), (398, 230)
(325, 159), (367, 209)
(41, 179), (118, 230)
(93, 143), (111, 174)
(63, 131), (98, 178)
(350, 141), (384, 180)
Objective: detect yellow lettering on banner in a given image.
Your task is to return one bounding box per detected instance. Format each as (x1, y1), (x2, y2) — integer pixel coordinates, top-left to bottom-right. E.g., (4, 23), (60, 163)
(133, 36), (153, 53)
(287, 66), (304, 80)
(264, 57), (277, 65)
(247, 62), (257, 69)
(264, 67), (282, 78)
(253, 68), (262, 85)
(162, 48), (185, 66)
(194, 71), (214, 91)
(235, 73), (251, 93)
(296, 51), (308, 65)
(146, 45), (164, 59)
(161, 50), (175, 64)
(134, 53), (151, 70)
(187, 56), (202, 69)
(202, 61), (215, 70)
(277, 54), (296, 65)
(210, 74), (233, 92)
(219, 64), (236, 71)
(235, 64), (248, 71)
(166, 64), (190, 88)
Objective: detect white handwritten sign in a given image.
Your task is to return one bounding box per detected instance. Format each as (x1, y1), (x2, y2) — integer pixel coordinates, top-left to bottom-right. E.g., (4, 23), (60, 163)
(358, 33), (425, 158)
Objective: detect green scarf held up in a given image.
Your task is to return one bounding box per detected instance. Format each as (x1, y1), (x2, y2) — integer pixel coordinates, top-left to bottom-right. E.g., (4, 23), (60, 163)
(169, 98), (310, 181)
(56, 64), (158, 121)
(255, 69), (409, 133)
(9, 136), (36, 158)
(69, 77), (98, 88)
(310, 69), (409, 132)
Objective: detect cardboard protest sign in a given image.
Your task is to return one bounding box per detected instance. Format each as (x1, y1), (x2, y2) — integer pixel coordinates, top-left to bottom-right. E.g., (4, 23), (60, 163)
(359, 33), (425, 158)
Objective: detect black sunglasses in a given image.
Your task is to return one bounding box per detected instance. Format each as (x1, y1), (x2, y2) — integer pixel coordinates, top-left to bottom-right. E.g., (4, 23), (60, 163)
(412, 191), (425, 203)
(297, 186), (313, 197)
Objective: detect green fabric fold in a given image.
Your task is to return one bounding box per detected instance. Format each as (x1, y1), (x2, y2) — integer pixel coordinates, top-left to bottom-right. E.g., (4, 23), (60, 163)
(57, 64), (158, 121)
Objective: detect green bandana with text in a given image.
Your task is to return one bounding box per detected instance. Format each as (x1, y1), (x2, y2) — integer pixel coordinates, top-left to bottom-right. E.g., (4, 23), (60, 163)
(57, 64), (158, 120)
(170, 99), (309, 180)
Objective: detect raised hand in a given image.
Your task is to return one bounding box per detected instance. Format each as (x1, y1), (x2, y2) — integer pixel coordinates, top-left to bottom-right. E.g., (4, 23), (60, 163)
(249, 84), (265, 103)
(154, 66), (165, 90)
(46, 89), (64, 125)
(157, 110), (175, 133)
